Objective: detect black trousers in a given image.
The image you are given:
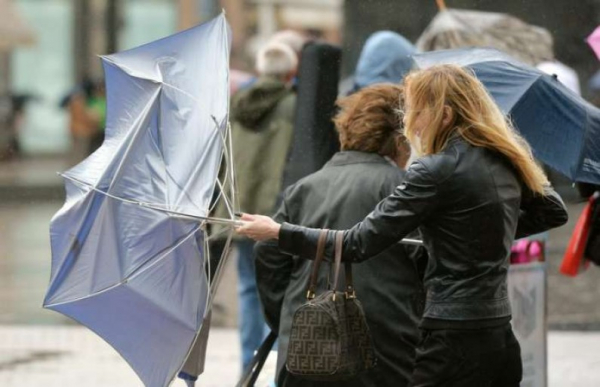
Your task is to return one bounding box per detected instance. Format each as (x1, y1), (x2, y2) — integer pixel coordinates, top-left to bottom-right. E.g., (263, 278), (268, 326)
(410, 324), (522, 387)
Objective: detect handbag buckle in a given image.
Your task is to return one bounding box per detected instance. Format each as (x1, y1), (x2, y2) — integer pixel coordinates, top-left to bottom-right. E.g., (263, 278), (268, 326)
(346, 286), (356, 299)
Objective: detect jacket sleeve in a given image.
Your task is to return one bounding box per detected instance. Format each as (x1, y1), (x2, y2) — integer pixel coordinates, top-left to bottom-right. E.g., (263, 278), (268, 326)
(279, 161), (439, 262)
(255, 195), (294, 332)
(515, 185), (569, 239)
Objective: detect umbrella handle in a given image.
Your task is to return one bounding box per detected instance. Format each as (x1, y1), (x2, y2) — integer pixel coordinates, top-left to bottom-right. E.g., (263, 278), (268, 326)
(436, 0), (447, 11)
(401, 238), (423, 246)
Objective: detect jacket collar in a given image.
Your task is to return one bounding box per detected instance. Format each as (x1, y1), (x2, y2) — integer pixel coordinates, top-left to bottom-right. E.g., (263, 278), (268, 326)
(324, 151), (395, 168)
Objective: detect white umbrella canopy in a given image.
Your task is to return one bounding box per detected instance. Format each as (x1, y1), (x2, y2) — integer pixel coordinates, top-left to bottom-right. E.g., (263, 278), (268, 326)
(0, 0), (36, 50)
(43, 13), (237, 387)
(417, 0), (554, 66)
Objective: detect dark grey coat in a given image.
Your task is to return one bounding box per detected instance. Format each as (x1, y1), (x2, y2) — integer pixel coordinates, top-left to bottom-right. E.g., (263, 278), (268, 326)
(255, 151), (425, 387)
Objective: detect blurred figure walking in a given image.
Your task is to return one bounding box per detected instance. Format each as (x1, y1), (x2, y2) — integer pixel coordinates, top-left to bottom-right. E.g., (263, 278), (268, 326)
(63, 79), (105, 165)
(340, 30), (416, 96)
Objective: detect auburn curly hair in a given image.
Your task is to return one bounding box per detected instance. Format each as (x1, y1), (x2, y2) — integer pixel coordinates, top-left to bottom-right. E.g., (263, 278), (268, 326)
(333, 83), (408, 165)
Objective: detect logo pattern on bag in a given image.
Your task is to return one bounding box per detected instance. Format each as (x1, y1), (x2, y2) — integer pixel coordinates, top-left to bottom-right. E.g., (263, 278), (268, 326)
(286, 230), (376, 381)
(286, 292), (375, 380)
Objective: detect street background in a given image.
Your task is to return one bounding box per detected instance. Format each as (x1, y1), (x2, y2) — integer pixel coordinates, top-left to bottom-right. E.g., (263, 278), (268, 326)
(3, 0), (600, 386)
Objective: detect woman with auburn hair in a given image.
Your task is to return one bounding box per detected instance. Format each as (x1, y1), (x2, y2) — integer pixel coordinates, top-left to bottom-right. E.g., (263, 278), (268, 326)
(238, 65), (568, 386)
(255, 83), (425, 387)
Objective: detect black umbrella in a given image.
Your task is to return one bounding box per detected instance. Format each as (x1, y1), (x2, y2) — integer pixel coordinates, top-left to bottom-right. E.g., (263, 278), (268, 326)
(412, 47), (600, 184)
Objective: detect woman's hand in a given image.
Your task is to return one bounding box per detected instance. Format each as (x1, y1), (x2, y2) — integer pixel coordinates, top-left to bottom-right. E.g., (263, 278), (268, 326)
(236, 213), (281, 241)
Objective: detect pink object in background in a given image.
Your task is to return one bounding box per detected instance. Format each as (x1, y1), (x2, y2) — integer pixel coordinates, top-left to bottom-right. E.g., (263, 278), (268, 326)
(586, 26), (600, 61)
(511, 240), (531, 264)
(511, 239), (544, 264)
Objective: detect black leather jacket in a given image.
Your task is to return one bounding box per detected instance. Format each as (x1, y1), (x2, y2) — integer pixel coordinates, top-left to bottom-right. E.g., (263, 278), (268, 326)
(279, 137), (568, 321)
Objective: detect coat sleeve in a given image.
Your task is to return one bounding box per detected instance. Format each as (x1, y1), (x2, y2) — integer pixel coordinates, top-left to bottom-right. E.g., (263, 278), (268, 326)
(515, 185), (569, 239)
(279, 160), (439, 262)
(255, 193), (295, 332)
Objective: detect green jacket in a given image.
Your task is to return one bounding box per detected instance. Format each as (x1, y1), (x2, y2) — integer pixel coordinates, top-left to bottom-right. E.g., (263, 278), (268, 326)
(214, 76), (296, 228)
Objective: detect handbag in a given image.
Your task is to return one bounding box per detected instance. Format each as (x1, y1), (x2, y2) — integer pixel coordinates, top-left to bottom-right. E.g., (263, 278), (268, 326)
(286, 230), (376, 381)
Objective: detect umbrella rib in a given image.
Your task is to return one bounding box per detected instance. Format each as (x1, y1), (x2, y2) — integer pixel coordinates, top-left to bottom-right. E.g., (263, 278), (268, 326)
(45, 222), (204, 309)
(126, 223), (203, 282)
(171, 124), (223, 213)
(60, 173), (241, 226)
(210, 118), (236, 217)
(102, 56), (210, 113)
(104, 87), (162, 195)
(146, 120), (206, 216)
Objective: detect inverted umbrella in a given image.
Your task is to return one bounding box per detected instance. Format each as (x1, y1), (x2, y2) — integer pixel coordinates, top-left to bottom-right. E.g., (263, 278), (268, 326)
(412, 47), (600, 184)
(43, 13), (237, 387)
(416, 1), (553, 66)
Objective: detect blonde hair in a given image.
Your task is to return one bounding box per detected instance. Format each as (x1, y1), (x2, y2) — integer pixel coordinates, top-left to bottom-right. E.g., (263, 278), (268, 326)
(403, 65), (548, 194)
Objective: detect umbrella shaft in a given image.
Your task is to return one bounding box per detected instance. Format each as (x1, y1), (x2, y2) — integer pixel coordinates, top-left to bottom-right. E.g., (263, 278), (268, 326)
(169, 213), (242, 227)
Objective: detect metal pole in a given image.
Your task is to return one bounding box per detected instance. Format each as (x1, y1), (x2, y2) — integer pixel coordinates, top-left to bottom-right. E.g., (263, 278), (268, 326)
(0, 51), (10, 95)
(105, 0), (120, 54)
(73, 0), (91, 83)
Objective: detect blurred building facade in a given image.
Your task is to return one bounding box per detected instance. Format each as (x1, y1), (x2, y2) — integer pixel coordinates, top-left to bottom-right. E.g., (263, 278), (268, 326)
(9, 0), (179, 155)
(6, 0), (341, 156)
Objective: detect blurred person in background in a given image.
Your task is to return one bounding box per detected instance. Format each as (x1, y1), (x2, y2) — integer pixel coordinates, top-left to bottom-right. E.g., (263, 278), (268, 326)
(340, 30), (416, 96)
(255, 84), (425, 387)
(87, 80), (107, 154)
(62, 78), (104, 165)
(0, 93), (34, 160)
(268, 30), (308, 61)
(212, 41), (298, 372)
(239, 29), (309, 92)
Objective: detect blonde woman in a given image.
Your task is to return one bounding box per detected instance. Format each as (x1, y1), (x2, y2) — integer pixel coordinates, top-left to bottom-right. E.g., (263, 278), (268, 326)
(237, 65), (568, 386)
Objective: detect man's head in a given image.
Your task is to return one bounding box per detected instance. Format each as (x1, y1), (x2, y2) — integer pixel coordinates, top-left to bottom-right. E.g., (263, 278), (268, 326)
(255, 42), (298, 83)
(268, 30), (308, 57)
(333, 83), (410, 168)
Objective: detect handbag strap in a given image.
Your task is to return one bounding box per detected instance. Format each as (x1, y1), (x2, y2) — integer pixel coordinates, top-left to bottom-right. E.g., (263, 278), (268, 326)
(306, 229), (329, 299)
(332, 231), (356, 299)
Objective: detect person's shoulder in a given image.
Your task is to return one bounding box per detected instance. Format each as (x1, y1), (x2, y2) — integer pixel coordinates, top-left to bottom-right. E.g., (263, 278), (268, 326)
(275, 90), (296, 115)
(407, 143), (462, 185)
(369, 160), (404, 184)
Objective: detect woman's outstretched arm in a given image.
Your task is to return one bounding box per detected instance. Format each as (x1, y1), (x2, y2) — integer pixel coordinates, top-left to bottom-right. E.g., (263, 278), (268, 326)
(238, 160), (439, 262)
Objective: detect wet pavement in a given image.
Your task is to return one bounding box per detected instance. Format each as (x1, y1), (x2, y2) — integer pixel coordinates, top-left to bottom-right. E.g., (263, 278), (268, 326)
(0, 202), (67, 325)
(0, 326), (245, 387)
(0, 326), (599, 387)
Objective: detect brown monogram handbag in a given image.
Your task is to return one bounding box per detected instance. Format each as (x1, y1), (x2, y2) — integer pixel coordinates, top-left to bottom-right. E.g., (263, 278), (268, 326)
(286, 230), (376, 381)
